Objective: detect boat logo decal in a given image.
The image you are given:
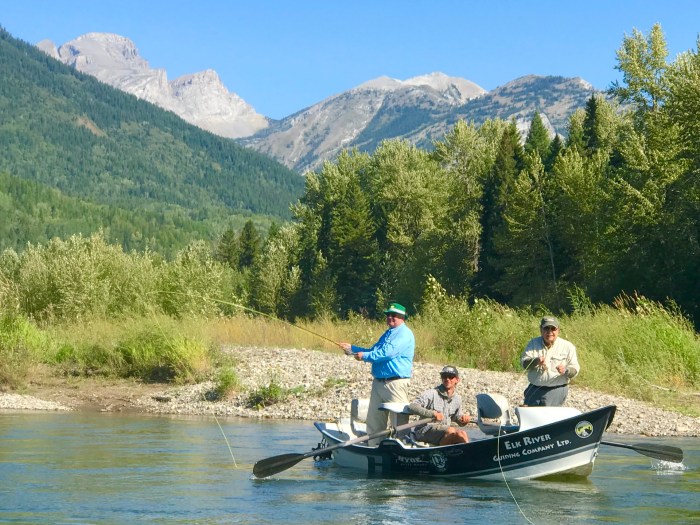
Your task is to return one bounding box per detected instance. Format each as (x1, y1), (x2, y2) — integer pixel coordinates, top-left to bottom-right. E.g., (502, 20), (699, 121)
(575, 420), (594, 438)
(430, 452), (447, 471)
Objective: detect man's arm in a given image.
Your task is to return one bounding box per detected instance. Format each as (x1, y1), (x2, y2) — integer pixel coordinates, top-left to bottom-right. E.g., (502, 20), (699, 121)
(408, 402), (436, 419)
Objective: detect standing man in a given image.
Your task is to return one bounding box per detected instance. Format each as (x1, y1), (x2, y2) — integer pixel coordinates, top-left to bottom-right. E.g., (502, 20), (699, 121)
(339, 303), (414, 445)
(408, 366), (470, 445)
(521, 316), (580, 406)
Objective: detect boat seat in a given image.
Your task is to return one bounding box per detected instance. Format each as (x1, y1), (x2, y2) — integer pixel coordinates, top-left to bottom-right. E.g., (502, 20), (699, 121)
(475, 393), (519, 435)
(350, 398), (369, 436)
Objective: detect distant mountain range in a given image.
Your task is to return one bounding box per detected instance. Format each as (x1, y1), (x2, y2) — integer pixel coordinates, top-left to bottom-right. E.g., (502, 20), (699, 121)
(37, 33), (600, 173)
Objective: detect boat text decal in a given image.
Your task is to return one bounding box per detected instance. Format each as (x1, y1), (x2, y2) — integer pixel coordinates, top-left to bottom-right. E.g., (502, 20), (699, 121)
(494, 433), (574, 461)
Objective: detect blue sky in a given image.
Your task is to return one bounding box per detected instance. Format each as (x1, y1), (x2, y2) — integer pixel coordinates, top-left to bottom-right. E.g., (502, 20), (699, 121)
(3, 1), (699, 119)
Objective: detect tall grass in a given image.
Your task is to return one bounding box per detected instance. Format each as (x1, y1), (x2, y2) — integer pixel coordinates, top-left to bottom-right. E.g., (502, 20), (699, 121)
(0, 313), (51, 389)
(1, 299), (697, 415)
(49, 316), (214, 383)
(569, 294), (700, 401)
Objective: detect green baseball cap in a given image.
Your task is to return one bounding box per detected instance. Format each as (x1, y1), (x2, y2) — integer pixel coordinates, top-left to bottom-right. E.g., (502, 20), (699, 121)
(383, 303), (407, 317)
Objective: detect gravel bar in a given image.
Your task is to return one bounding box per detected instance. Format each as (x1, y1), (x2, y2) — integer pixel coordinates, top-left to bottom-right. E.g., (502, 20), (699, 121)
(2, 345), (699, 437)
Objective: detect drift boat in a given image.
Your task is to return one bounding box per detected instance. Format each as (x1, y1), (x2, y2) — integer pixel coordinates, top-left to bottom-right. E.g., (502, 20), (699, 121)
(253, 393), (683, 479)
(312, 394), (616, 480)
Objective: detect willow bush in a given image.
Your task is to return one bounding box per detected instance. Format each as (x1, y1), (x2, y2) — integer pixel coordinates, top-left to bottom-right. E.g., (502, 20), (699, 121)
(0, 232), (243, 322)
(0, 232), (158, 321)
(51, 320), (214, 383)
(415, 276), (532, 370)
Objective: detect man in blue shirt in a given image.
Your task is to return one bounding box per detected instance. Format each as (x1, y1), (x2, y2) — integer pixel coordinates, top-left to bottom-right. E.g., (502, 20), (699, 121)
(339, 303), (415, 445)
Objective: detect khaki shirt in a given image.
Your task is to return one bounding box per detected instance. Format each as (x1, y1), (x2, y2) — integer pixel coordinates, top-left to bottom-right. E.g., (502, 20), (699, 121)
(521, 336), (580, 387)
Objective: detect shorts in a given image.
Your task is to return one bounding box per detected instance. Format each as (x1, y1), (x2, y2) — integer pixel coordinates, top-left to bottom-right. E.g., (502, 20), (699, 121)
(415, 424), (450, 445)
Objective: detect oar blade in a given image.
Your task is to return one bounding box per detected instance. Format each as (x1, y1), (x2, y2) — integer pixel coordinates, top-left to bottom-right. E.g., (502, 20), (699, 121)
(253, 453), (306, 478)
(630, 442), (684, 463)
(602, 440), (684, 463)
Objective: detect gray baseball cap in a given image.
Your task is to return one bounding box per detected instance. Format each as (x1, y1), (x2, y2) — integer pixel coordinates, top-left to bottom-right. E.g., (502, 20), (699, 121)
(540, 316), (560, 329)
(440, 366), (459, 377)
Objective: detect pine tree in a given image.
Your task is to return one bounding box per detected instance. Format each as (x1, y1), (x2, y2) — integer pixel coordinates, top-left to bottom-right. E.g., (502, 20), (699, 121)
(328, 175), (379, 315)
(493, 153), (560, 307)
(524, 112), (551, 162)
(238, 220), (261, 269)
(214, 228), (239, 269)
(474, 121), (524, 301)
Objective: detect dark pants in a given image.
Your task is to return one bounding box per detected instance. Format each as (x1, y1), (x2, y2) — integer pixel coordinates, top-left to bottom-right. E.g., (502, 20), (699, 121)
(524, 383), (568, 406)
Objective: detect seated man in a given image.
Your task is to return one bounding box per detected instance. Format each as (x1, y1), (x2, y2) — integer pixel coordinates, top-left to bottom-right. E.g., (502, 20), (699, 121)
(408, 366), (470, 445)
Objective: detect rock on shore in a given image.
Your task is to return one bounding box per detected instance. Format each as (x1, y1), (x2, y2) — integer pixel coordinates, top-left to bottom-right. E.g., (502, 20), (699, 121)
(1, 346), (699, 437)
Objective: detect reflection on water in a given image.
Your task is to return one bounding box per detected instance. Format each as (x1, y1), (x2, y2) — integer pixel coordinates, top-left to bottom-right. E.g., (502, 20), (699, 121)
(0, 411), (698, 525)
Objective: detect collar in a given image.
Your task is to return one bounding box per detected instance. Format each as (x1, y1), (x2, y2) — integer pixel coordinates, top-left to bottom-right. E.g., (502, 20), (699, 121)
(436, 384), (455, 399)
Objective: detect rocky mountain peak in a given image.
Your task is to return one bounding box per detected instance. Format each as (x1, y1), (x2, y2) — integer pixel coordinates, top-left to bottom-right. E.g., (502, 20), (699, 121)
(37, 32), (267, 139)
(35, 39), (59, 59)
(403, 71), (486, 102)
(354, 72), (485, 104)
(58, 32), (148, 70)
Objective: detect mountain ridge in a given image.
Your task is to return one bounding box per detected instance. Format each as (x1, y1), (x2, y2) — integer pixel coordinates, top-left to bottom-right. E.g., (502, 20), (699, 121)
(37, 32), (599, 173)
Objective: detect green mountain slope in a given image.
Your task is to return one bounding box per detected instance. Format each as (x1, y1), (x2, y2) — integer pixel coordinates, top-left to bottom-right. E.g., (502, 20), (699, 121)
(0, 171), (271, 256)
(0, 27), (303, 244)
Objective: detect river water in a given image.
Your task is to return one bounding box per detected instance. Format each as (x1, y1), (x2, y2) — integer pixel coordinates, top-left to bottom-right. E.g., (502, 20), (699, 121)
(0, 411), (697, 524)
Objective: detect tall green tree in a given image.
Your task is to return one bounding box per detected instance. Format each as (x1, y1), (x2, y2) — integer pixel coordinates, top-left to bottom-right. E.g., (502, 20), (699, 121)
(328, 174), (379, 315)
(238, 220), (261, 269)
(366, 140), (449, 309)
(474, 120), (524, 301)
(214, 228), (239, 269)
(653, 37), (700, 322)
(609, 23), (668, 114)
(524, 112), (551, 163)
(290, 149), (371, 318)
(494, 153), (559, 307)
(432, 120), (505, 296)
(603, 25), (685, 308)
(250, 224), (300, 317)
(544, 134), (564, 172)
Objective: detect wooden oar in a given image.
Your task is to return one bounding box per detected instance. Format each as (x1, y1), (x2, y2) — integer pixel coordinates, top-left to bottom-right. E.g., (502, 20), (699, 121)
(601, 440), (684, 462)
(253, 417), (433, 478)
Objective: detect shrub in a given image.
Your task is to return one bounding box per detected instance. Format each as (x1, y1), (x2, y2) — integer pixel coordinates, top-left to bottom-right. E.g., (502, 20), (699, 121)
(115, 328), (212, 383)
(247, 380), (288, 409)
(210, 366), (241, 400)
(0, 314), (49, 388)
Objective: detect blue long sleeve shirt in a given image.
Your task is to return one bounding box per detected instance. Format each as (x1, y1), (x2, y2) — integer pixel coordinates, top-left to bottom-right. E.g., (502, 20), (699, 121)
(351, 322), (415, 379)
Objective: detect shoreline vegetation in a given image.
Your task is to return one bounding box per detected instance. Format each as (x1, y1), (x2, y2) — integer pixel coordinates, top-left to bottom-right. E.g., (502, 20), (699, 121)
(1, 310), (699, 437)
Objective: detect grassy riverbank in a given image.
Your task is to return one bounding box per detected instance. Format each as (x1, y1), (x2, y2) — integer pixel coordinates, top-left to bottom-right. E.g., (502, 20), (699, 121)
(1, 294), (698, 417)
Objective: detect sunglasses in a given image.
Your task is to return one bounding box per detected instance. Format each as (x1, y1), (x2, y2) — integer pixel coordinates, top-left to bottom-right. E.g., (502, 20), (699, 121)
(440, 374), (457, 380)
(542, 326), (558, 332)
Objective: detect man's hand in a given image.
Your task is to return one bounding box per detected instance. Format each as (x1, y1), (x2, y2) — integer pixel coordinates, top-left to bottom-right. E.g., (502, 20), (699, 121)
(458, 414), (471, 426)
(339, 342), (353, 356)
(433, 411), (444, 422)
(354, 352), (363, 361)
(536, 356), (548, 371)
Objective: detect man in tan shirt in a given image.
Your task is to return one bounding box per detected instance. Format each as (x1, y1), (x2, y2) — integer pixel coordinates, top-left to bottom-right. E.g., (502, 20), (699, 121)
(521, 316), (580, 406)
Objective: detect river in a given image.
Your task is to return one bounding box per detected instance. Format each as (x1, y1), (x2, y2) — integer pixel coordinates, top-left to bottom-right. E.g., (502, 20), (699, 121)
(0, 411), (697, 524)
